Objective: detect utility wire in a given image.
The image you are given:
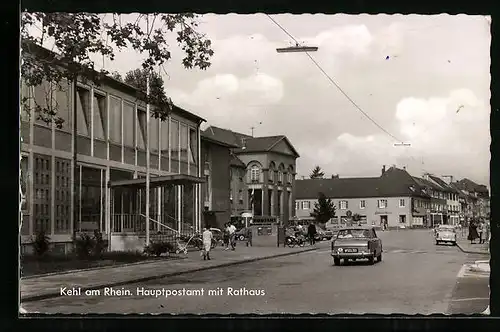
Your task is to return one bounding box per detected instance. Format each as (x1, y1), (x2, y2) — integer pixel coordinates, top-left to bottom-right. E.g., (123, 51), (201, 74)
(265, 14), (403, 143)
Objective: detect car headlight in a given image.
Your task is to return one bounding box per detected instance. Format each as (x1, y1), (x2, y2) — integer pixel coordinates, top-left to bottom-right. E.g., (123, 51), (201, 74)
(337, 247), (343, 252)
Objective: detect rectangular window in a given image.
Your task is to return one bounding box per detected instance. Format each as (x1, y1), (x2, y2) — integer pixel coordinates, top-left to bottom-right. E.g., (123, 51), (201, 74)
(33, 81), (52, 126)
(109, 96), (122, 144)
(295, 201), (299, 210)
(54, 158), (71, 233)
(120, 101), (134, 147)
(21, 155), (29, 212)
(170, 120), (180, 160)
(302, 201), (310, 210)
(378, 199), (387, 209)
(137, 109), (146, 149)
(180, 124), (188, 162)
(55, 80), (71, 131)
(160, 120), (169, 155)
(188, 128), (198, 164)
(399, 199), (405, 208)
(278, 171), (283, 183)
(238, 190), (243, 204)
(150, 117), (160, 154)
(399, 215), (406, 223)
(33, 154), (51, 233)
(360, 200), (366, 209)
(269, 170), (274, 182)
(340, 200), (348, 210)
(76, 87), (90, 136)
(93, 93), (107, 140)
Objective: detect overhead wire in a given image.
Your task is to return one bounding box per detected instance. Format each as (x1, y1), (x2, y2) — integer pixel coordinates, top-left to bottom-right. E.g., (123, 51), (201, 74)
(265, 14), (403, 144)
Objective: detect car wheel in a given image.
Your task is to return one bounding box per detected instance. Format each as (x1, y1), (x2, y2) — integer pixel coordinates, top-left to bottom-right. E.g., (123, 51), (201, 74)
(368, 255), (375, 265)
(239, 235), (245, 241)
(377, 253), (382, 262)
(333, 257), (341, 266)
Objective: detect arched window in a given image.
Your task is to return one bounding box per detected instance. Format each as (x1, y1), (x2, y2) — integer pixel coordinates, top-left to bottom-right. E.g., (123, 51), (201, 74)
(269, 162), (276, 182)
(250, 165), (260, 182)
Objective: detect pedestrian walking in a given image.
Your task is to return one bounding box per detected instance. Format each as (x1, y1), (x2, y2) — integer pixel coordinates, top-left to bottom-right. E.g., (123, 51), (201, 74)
(307, 222), (316, 246)
(228, 222), (237, 250)
(223, 223), (230, 250)
(245, 226), (253, 247)
(478, 222), (484, 244)
(202, 226), (213, 261)
(468, 221), (479, 244)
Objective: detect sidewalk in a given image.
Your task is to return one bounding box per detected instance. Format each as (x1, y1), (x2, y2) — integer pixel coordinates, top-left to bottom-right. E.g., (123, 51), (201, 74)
(456, 233), (490, 255)
(21, 240), (326, 303)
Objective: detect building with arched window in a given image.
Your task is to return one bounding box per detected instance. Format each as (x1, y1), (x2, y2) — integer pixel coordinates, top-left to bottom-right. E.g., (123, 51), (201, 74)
(202, 126), (300, 226)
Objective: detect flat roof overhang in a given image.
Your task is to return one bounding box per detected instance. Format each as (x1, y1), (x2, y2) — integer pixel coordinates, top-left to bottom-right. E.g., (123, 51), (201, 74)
(108, 174), (205, 189)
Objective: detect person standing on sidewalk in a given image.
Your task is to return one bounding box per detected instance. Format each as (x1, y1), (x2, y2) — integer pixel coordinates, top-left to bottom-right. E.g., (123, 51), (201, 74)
(223, 223), (230, 250)
(307, 222), (316, 246)
(477, 222), (484, 244)
(202, 226), (213, 260)
(228, 222), (237, 250)
(245, 226), (253, 247)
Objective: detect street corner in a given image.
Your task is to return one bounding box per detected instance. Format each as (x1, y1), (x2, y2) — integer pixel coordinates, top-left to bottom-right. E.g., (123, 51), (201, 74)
(447, 263), (490, 314)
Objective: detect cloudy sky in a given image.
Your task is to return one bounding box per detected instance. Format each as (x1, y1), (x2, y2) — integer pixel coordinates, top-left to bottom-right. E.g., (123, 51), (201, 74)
(29, 14), (492, 186)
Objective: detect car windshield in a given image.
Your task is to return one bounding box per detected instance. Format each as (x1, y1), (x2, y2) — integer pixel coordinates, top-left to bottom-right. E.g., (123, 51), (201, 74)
(438, 226), (455, 232)
(337, 229), (370, 239)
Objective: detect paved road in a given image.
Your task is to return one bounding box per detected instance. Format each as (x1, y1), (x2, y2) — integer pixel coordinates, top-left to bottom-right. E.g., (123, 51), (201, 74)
(22, 230), (488, 314)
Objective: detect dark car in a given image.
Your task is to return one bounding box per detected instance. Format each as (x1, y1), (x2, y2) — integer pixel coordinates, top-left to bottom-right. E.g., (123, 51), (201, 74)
(331, 226), (383, 266)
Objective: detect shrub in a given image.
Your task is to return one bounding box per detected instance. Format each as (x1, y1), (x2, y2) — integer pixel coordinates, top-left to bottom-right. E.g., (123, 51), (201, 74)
(32, 231), (50, 257)
(92, 230), (108, 258)
(144, 241), (175, 257)
(73, 233), (95, 259)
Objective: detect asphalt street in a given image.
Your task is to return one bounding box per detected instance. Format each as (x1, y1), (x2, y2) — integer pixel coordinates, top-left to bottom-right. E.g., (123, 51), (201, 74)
(22, 230), (488, 314)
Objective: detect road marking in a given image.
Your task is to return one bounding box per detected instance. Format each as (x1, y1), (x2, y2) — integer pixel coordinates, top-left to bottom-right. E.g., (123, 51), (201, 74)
(450, 297), (490, 302)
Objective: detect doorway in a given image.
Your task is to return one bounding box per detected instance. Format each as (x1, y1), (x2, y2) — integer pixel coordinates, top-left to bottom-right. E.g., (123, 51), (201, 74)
(380, 215), (388, 230)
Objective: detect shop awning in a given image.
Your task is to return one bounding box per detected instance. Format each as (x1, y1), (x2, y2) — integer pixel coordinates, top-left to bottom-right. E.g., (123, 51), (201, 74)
(108, 174), (205, 189)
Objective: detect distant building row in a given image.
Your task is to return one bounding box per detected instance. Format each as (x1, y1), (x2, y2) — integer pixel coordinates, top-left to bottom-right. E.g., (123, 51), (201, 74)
(294, 165), (490, 229)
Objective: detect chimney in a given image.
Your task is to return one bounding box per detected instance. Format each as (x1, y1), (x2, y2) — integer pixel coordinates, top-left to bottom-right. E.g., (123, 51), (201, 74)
(423, 173), (429, 180)
(331, 174), (339, 179)
(381, 165), (386, 175)
(241, 138), (247, 149)
(403, 166), (406, 171)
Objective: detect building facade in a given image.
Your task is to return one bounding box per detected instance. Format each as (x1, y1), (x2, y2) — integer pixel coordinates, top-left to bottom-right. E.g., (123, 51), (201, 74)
(200, 133), (237, 229)
(294, 166), (432, 229)
(20, 45), (205, 254)
(202, 126), (300, 225)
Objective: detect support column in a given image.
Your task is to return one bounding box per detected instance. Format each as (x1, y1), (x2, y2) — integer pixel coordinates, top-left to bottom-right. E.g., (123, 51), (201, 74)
(262, 187), (269, 217)
(270, 189), (275, 216)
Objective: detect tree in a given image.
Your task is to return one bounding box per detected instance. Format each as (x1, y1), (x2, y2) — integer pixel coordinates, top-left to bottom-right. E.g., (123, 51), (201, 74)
(310, 192), (336, 224)
(21, 12), (214, 126)
(310, 166), (325, 179)
(124, 68), (172, 120)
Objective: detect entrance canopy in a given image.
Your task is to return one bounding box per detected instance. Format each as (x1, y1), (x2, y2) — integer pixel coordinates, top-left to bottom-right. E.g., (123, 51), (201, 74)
(108, 174), (205, 189)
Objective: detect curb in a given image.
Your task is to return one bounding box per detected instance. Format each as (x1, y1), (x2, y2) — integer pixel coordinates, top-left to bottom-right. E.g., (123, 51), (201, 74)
(21, 256), (185, 280)
(21, 246), (319, 303)
(456, 242), (490, 255)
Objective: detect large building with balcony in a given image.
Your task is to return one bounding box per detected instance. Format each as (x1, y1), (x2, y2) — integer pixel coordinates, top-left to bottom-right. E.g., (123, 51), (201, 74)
(201, 126), (300, 225)
(295, 166), (435, 229)
(452, 178), (490, 222)
(20, 44), (205, 254)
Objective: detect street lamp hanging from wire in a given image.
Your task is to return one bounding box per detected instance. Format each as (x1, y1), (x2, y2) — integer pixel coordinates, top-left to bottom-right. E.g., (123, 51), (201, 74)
(276, 43), (318, 53)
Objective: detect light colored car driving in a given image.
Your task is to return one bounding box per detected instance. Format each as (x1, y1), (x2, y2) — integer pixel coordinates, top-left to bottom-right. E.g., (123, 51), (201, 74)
(435, 225), (457, 245)
(331, 226), (383, 266)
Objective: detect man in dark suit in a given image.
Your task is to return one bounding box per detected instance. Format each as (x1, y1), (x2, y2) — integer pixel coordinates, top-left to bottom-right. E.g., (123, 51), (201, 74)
(307, 222), (317, 246)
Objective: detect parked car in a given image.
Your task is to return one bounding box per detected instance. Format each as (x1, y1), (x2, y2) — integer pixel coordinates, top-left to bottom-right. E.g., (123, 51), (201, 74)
(209, 228), (224, 244)
(435, 225), (457, 246)
(314, 228), (333, 241)
(331, 226), (383, 266)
